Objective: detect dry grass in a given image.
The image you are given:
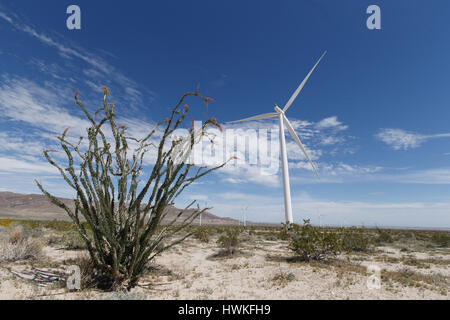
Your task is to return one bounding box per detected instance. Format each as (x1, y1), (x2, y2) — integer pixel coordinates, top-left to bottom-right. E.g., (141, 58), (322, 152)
(0, 226), (43, 262)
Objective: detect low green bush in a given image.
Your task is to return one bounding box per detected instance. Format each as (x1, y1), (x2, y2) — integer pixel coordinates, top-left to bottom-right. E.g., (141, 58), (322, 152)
(288, 219), (341, 261)
(193, 226), (211, 243)
(62, 230), (89, 250)
(217, 227), (241, 255)
(0, 218), (13, 228)
(340, 227), (372, 252)
(375, 228), (394, 244)
(431, 232), (450, 247)
(278, 223), (294, 240)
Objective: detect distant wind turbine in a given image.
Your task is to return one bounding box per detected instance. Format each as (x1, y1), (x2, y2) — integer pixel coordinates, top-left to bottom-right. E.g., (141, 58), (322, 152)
(318, 212), (324, 228)
(229, 52), (326, 225)
(242, 206), (248, 227)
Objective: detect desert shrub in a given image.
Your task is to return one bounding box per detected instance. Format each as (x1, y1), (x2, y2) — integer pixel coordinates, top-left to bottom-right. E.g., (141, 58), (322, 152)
(193, 226), (211, 243)
(11, 219), (77, 233)
(0, 226), (43, 262)
(62, 230), (90, 250)
(0, 241), (43, 262)
(8, 225), (28, 245)
(278, 223), (295, 240)
(431, 232), (450, 247)
(272, 270), (296, 286)
(217, 227), (241, 254)
(288, 219), (341, 261)
(264, 232), (279, 241)
(0, 218), (13, 228)
(340, 227), (372, 252)
(375, 228), (394, 244)
(47, 234), (64, 246)
(13, 220), (44, 231)
(44, 220), (78, 232)
(13, 222), (44, 239)
(36, 89), (228, 290)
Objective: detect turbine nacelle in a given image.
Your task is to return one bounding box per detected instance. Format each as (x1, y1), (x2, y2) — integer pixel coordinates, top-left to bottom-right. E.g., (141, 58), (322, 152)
(274, 105), (283, 114)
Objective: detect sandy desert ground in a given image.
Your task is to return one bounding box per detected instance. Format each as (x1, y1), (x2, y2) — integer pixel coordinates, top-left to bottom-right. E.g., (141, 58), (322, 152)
(0, 221), (448, 300)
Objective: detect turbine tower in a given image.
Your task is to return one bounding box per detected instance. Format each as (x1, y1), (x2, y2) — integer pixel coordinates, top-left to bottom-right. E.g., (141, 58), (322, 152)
(229, 52), (326, 225)
(242, 206), (248, 227)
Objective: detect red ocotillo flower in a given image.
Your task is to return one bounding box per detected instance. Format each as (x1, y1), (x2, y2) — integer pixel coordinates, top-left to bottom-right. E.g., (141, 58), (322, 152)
(74, 88), (79, 101)
(210, 117), (223, 132)
(184, 104), (189, 112)
(102, 86), (110, 96)
(204, 97), (214, 110)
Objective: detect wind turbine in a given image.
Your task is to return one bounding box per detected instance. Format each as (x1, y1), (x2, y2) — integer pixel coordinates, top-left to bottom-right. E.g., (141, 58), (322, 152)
(242, 206), (248, 228)
(318, 211), (324, 228)
(229, 52), (326, 225)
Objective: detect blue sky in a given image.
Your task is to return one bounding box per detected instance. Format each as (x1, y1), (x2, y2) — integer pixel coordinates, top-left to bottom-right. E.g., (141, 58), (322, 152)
(0, 1), (450, 228)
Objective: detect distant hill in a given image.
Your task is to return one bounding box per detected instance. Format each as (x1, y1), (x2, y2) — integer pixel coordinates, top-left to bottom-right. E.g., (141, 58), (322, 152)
(0, 191), (239, 225)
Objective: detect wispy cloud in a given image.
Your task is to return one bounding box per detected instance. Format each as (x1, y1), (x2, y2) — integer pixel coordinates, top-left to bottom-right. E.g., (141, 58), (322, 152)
(0, 76), (90, 135)
(315, 116), (348, 131)
(0, 9), (153, 111)
(0, 156), (56, 174)
(376, 128), (450, 150)
(377, 167), (450, 184)
(0, 11), (13, 23)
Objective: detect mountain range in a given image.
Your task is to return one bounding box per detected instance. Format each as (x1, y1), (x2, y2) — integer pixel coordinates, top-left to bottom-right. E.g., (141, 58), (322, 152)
(0, 191), (239, 225)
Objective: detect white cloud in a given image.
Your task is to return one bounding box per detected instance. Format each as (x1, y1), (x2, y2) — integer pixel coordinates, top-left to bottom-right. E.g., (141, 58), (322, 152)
(0, 156), (56, 174)
(376, 168), (450, 184)
(376, 128), (450, 150)
(29, 59), (68, 80)
(320, 135), (343, 146)
(186, 194), (208, 202)
(0, 11), (13, 23)
(219, 162), (280, 187)
(315, 116), (348, 131)
(0, 76), (90, 136)
(222, 178), (245, 184)
(0, 132), (51, 155)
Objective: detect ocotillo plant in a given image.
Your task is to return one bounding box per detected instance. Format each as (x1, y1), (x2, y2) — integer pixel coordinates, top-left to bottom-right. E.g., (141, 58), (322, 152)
(36, 88), (228, 290)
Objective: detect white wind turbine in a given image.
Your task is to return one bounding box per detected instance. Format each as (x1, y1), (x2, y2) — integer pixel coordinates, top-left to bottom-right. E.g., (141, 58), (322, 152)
(229, 52), (326, 225)
(242, 206), (248, 228)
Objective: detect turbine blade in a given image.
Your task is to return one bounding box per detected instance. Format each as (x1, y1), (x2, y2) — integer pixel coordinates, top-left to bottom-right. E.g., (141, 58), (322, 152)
(283, 51), (327, 112)
(282, 114), (320, 179)
(228, 112), (278, 124)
